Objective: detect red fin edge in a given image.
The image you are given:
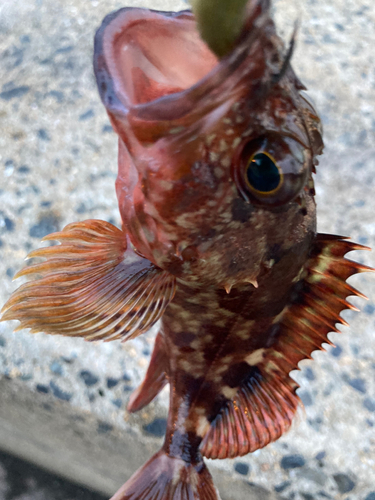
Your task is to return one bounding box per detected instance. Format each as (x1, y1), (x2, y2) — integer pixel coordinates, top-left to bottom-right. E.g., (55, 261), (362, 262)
(1, 220), (176, 342)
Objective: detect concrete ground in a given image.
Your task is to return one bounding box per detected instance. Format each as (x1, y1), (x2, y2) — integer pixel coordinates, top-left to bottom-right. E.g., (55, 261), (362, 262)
(0, 449), (107, 500)
(0, 0), (374, 499)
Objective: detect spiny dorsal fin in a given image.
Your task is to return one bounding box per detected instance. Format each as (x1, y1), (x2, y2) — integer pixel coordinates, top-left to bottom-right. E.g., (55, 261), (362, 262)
(201, 234), (373, 459)
(1, 220), (176, 342)
(267, 234), (373, 376)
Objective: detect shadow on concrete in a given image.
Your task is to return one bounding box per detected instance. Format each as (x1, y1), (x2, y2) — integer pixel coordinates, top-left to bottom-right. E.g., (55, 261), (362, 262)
(0, 450), (106, 500)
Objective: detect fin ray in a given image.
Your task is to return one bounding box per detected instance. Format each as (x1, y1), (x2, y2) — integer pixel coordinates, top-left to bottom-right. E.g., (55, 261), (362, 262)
(1, 220), (176, 342)
(110, 450), (220, 500)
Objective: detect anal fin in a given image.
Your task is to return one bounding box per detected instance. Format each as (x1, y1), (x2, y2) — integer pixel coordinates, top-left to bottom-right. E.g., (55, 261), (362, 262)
(127, 331), (169, 412)
(201, 369), (299, 459)
(1, 220), (176, 342)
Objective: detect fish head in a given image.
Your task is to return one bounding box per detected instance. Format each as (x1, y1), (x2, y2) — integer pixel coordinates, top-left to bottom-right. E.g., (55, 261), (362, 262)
(94, 1), (323, 289)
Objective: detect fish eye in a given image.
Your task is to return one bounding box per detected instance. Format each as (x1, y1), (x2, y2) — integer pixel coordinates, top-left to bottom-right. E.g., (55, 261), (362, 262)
(234, 134), (309, 207)
(245, 152), (282, 195)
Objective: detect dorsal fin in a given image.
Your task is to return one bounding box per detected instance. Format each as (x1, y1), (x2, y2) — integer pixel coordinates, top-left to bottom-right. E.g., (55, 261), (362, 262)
(1, 220), (176, 342)
(201, 234), (373, 459)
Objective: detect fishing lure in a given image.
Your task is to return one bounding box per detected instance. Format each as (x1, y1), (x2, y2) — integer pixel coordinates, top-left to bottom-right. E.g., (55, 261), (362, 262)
(1, 0), (372, 499)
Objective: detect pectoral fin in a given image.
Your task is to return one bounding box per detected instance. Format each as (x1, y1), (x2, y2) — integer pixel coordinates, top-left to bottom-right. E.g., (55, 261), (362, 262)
(1, 220), (176, 342)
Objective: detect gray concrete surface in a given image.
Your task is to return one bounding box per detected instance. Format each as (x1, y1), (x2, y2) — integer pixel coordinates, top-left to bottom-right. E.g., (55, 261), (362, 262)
(0, 448), (107, 500)
(0, 0), (374, 499)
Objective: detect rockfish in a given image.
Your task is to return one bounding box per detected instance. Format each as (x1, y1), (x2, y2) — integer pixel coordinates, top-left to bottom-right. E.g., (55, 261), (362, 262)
(1, 0), (372, 499)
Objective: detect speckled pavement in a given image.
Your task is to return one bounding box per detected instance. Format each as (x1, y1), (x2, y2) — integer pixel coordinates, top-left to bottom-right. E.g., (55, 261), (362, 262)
(0, 1), (374, 500)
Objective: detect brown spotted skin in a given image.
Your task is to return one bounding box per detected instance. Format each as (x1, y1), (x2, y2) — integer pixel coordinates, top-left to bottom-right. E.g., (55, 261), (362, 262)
(116, 74), (317, 288)
(160, 222), (315, 462)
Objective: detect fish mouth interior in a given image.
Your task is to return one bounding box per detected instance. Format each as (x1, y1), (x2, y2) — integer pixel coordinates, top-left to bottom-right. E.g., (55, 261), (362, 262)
(111, 17), (219, 105)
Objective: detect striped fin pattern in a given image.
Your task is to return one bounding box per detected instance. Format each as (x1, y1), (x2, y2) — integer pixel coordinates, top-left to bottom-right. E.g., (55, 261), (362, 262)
(110, 450), (220, 500)
(1, 219), (176, 342)
(201, 234), (373, 459)
(201, 371), (298, 459)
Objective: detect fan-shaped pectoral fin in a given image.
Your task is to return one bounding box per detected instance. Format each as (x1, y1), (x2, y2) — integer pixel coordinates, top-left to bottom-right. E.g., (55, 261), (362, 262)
(1, 219), (176, 342)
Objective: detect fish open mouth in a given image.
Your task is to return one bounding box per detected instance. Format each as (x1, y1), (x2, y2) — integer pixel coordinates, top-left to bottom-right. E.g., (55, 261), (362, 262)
(101, 10), (218, 106)
(94, 3), (272, 128)
(95, 9), (219, 111)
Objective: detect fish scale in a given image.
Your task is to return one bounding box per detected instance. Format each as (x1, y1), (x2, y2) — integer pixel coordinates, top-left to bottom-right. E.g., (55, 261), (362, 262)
(1, 1), (373, 499)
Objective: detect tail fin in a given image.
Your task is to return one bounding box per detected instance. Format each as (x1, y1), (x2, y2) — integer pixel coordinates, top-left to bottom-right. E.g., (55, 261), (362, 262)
(111, 450), (221, 500)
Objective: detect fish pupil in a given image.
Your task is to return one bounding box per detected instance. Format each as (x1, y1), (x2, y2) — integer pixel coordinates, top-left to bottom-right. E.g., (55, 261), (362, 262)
(246, 153), (280, 193)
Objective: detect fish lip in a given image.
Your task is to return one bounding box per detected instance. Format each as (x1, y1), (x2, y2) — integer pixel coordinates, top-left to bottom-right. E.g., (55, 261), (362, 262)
(93, 1), (273, 127)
